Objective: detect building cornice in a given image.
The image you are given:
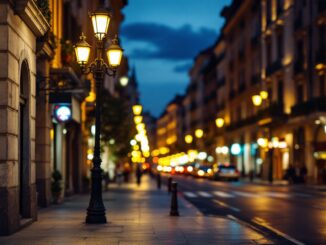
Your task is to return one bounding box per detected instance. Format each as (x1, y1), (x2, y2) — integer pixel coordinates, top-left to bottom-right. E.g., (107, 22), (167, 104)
(14, 0), (50, 37)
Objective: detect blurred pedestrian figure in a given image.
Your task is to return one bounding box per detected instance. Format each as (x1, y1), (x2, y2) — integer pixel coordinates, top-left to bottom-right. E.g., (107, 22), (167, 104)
(116, 164), (123, 186)
(103, 172), (109, 191)
(136, 163), (142, 186)
(123, 163), (131, 183)
(285, 164), (296, 184)
(300, 165), (308, 183)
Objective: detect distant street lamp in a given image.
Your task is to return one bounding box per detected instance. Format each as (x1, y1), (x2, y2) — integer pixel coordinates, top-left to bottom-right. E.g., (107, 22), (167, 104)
(252, 94), (262, 106)
(184, 134), (193, 144)
(119, 76), (129, 86)
(74, 7), (123, 224)
(132, 104), (142, 115)
(215, 117), (224, 128)
(195, 129), (204, 139)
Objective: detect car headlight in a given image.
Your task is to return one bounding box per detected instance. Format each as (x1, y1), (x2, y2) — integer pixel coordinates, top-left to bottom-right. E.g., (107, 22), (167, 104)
(198, 170), (205, 176)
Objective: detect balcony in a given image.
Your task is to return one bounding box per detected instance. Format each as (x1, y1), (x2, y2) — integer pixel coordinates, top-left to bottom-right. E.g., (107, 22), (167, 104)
(291, 97), (326, 117)
(226, 103), (285, 131)
(266, 59), (282, 76)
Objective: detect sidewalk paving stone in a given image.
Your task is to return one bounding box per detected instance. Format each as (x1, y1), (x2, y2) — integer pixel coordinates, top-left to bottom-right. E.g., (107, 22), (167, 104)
(0, 175), (274, 245)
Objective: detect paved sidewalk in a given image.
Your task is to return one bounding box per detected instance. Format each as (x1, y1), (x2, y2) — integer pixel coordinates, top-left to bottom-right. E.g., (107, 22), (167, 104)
(0, 175), (274, 245)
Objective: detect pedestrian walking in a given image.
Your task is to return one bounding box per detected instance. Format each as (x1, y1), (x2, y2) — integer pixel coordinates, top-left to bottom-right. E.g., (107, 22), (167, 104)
(136, 163), (142, 186)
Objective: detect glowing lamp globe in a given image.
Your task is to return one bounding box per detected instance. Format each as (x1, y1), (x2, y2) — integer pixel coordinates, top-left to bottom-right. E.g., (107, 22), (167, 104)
(260, 90), (269, 99)
(132, 105), (142, 115)
(184, 134), (193, 144)
(252, 94), (262, 106)
(215, 118), (224, 128)
(74, 34), (91, 66)
(91, 9), (111, 40)
(107, 38), (123, 68)
(195, 129), (204, 138)
(120, 76), (129, 86)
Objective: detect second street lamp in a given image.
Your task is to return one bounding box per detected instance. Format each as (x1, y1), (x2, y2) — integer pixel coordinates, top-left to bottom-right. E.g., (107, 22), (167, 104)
(74, 7), (123, 224)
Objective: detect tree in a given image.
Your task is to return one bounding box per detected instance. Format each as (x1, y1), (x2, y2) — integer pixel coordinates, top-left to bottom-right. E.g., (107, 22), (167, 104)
(100, 89), (134, 160)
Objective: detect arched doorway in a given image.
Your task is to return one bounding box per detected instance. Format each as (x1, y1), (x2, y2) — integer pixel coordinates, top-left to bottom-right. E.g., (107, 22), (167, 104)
(19, 60), (31, 218)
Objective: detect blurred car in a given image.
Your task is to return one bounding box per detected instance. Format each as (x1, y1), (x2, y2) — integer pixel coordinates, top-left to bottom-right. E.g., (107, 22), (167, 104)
(193, 166), (213, 178)
(213, 164), (239, 181)
(184, 163), (196, 175)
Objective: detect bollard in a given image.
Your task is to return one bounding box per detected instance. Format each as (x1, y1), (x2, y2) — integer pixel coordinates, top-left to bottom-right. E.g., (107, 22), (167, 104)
(157, 173), (161, 189)
(168, 177), (172, 192)
(170, 182), (179, 216)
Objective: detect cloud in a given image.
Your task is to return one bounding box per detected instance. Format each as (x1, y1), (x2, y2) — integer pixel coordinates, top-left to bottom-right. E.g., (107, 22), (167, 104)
(121, 22), (217, 61)
(173, 61), (193, 73)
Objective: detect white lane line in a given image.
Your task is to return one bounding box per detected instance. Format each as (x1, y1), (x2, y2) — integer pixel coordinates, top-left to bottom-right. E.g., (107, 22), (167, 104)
(252, 217), (305, 245)
(233, 191), (260, 198)
(213, 191), (235, 198)
(213, 200), (240, 212)
(263, 192), (290, 198)
(183, 191), (198, 198)
(197, 191), (213, 198)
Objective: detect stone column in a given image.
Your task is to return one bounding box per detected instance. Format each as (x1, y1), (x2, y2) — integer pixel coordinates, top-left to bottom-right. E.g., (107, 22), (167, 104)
(35, 42), (53, 206)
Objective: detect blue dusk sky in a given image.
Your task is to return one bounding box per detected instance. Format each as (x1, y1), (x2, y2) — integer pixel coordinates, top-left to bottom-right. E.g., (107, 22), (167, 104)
(120, 0), (232, 117)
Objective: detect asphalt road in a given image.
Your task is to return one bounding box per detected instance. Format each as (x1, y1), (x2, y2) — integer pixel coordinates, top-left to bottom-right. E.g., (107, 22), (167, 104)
(162, 174), (326, 245)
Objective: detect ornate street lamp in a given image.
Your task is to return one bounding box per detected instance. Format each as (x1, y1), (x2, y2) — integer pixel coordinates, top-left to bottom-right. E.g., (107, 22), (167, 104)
(74, 7), (123, 224)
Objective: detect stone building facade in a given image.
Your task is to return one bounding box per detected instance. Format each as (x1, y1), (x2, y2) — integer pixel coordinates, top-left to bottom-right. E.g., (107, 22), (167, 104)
(0, 0), (49, 235)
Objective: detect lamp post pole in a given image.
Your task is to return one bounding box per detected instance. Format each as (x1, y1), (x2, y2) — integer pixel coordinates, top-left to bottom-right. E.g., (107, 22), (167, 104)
(86, 47), (106, 223)
(74, 8), (123, 224)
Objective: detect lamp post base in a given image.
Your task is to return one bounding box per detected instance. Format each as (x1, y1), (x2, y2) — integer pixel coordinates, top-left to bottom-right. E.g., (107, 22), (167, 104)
(86, 211), (107, 224)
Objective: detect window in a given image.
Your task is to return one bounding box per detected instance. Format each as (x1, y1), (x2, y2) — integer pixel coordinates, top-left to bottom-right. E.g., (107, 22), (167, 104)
(277, 32), (283, 59)
(296, 83), (304, 103)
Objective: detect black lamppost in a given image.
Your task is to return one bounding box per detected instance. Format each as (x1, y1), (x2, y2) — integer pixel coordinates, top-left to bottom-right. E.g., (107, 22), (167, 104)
(74, 8), (123, 224)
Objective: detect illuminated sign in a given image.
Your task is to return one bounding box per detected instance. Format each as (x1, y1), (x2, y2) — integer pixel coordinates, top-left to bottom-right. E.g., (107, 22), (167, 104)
(231, 143), (241, 155)
(54, 105), (72, 122)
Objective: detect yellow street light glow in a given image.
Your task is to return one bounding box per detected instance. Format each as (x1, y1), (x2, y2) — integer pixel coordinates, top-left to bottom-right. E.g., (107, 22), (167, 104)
(91, 9), (111, 40)
(136, 123), (145, 131)
(257, 138), (268, 148)
(195, 129), (204, 138)
(215, 118), (224, 128)
(134, 116), (143, 124)
(107, 37), (123, 68)
(120, 76), (129, 86)
(133, 145), (139, 151)
(132, 105), (142, 115)
(74, 34), (91, 65)
(260, 90), (269, 99)
(252, 95), (262, 106)
(184, 134), (193, 144)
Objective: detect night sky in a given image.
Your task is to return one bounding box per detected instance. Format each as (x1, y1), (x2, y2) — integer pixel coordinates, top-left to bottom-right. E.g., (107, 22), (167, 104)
(120, 0), (232, 117)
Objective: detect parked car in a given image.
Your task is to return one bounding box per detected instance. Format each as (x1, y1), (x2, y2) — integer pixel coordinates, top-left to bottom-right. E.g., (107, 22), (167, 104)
(213, 164), (239, 181)
(193, 165), (213, 178)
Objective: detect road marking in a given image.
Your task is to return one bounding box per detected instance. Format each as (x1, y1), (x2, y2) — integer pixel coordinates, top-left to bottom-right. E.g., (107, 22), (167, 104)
(252, 217), (305, 245)
(213, 200), (240, 212)
(232, 191), (259, 197)
(197, 191), (213, 198)
(213, 191), (235, 198)
(183, 191), (198, 198)
(263, 192), (290, 198)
